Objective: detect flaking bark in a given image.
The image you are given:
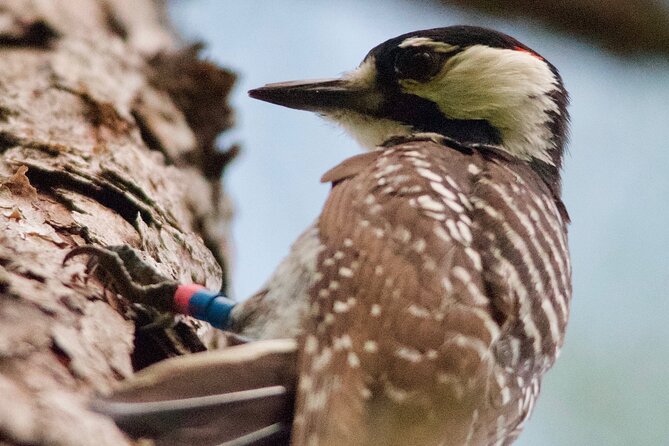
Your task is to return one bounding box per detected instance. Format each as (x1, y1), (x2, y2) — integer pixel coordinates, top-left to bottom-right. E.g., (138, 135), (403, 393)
(0, 1), (235, 444)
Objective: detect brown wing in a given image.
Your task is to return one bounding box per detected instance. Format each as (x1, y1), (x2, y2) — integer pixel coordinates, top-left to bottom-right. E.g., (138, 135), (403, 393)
(290, 140), (570, 446)
(294, 141), (495, 446)
(320, 151), (380, 184)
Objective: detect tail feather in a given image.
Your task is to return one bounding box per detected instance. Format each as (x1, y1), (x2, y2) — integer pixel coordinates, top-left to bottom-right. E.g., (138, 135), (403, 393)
(92, 339), (298, 446)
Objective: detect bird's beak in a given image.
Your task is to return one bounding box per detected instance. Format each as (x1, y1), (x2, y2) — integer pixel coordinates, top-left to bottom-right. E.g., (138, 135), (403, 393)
(249, 78), (380, 115)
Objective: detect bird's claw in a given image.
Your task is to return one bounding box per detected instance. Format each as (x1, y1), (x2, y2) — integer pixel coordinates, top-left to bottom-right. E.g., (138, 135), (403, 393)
(133, 305), (178, 332)
(64, 245), (178, 313)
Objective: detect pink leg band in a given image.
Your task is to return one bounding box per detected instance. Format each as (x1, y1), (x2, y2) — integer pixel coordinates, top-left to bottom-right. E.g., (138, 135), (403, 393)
(174, 283), (206, 314)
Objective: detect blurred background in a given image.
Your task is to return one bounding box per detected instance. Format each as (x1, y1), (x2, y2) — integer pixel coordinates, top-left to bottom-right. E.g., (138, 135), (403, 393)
(168, 1), (669, 445)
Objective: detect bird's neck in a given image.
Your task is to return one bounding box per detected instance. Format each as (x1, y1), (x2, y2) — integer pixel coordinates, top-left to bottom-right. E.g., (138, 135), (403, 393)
(326, 107), (565, 199)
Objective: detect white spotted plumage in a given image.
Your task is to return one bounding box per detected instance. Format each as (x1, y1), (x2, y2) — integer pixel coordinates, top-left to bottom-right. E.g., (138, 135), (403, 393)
(244, 25), (571, 446)
(283, 139), (570, 446)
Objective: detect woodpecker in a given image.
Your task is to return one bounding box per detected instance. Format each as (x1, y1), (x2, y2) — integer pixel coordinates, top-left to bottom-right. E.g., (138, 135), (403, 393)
(66, 26), (571, 446)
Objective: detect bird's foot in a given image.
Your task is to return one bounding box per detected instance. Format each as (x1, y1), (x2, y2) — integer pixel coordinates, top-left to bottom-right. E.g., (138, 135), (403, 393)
(63, 245), (179, 314)
(132, 305), (178, 332)
(64, 245), (236, 330)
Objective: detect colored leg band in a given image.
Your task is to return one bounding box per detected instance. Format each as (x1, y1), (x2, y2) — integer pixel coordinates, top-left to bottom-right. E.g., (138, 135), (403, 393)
(174, 284), (205, 314)
(174, 284), (236, 330)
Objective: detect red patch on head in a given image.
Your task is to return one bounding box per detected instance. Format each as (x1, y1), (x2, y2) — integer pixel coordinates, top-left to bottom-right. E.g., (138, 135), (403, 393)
(513, 46), (544, 61)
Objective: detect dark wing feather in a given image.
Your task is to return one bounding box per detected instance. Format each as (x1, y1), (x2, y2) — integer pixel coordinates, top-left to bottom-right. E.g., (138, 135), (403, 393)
(92, 339), (297, 446)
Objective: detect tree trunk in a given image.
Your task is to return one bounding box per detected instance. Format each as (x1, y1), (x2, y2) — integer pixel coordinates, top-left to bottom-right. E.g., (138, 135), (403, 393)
(0, 1), (235, 445)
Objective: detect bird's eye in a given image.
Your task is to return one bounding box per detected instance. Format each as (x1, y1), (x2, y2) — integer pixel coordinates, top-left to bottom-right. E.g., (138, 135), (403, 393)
(393, 51), (440, 82)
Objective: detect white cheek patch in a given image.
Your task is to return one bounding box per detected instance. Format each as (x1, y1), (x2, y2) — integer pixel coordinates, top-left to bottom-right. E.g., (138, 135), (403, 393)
(401, 45), (560, 164)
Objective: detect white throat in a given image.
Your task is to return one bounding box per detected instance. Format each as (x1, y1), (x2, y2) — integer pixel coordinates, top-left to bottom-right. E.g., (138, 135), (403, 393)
(326, 110), (412, 149)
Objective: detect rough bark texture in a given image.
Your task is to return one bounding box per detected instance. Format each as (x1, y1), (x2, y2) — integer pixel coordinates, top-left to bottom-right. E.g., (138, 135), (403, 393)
(439, 0), (669, 57)
(0, 1), (236, 445)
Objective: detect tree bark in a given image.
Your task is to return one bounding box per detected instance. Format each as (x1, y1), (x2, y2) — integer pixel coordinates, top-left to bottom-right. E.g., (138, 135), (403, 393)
(0, 1), (235, 445)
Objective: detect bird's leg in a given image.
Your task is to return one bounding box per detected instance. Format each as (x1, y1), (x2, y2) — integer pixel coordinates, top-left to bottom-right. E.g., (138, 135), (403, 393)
(132, 306), (178, 333)
(63, 245), (237, 330)
(102, 245), (174, 287)
(64, 245), (178, 312)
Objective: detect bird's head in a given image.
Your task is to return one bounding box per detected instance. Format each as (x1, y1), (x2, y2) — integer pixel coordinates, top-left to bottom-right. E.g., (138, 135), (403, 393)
(250, 26), (569, 184)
